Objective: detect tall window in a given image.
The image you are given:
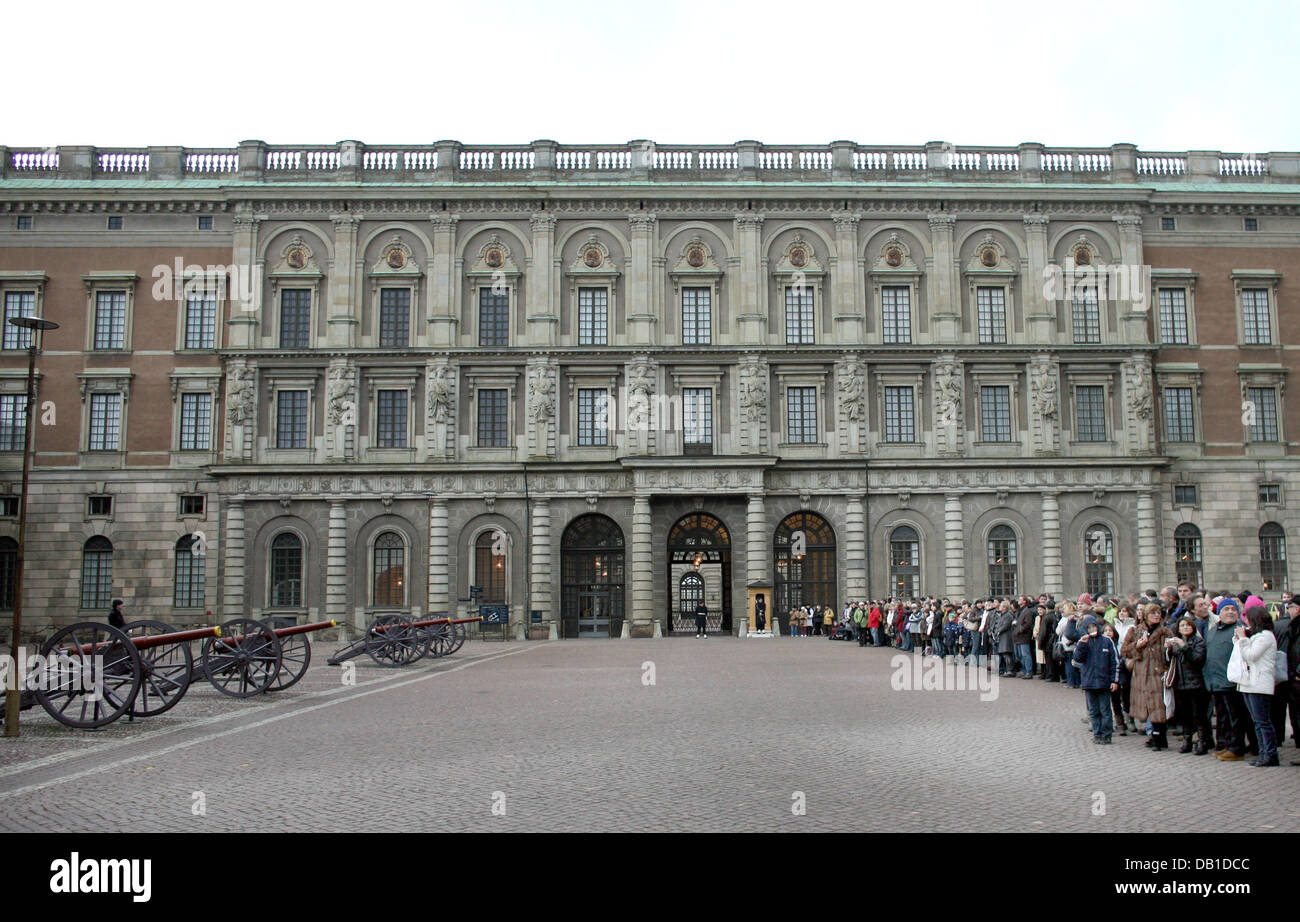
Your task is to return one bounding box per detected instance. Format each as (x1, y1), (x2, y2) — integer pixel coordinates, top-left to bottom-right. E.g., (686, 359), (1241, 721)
(1075, 385), (1106, 442)
(1158, 288), (1189, 344)
(279, 289), (311, 348)
(479, 287), (509, 346)
(376, 389), (408, 448)
(1242, 289), (1272, 345)
(774, 511), (837, 613)
(988, 525), (1018, 596)
(0, 394), (26, 451)
(1247, 386), (1279, 442)
(275, 390), (309, 449)
(269, 533), (302, 607)
(682, 287), (711, 345)
(475, 530), (508, 605)
(0, 537), (14, 609)
(2, 292), (35, 349)
(787, 387), (818, 444)
(88, 393), (122, 451)
(976, 287), (1006, 344)
(1084, 525), (1114, 597)
(476, 389), (508, 447)
(682, 388), (713, 455)
(378, 288), (410, 347)
(884, 386), (914, 442)
(1174, 523), (1202, 588)
(785, 286), (814, 344)
(1253, 525), (1284, 590)
(180, 393), (212, 450)
(373, 531), (405, 606)
(577, 388), (609, 446)
(881, 286), (911, 344)
(93, 291), (127, 349)
(889, 526), (920, 599)
(174, 534), (205, 608)
(980, 386), (1011, 442)
(578, 287), (608, 345)
(1072, 289), (1101, 343)
(1163, 387), (1195, 443)
(80, 536), (113, 609)
(184, 291), (217, 349)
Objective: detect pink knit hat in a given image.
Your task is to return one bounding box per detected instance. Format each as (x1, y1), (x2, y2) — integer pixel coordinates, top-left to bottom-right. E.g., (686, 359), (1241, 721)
(1077, 592), (1093, 608)
(1245, 595), (1265, 610)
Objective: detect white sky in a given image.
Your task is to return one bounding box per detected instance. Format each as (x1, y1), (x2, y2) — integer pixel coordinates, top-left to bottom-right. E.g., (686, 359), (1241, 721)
(4, 0), (1296, 153)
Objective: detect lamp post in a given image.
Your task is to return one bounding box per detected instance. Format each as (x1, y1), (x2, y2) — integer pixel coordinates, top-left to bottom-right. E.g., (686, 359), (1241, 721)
(3, 315), (58, 737)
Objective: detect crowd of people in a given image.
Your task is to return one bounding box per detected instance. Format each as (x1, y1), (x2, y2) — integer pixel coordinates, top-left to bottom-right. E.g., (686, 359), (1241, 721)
(819, 585), (1299, 767)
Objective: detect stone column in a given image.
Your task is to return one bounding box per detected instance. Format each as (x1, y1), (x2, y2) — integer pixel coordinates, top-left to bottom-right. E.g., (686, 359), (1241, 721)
(626, 213), (657, 345)
(531, 498), (554, 637)
(832, 213), (864, 342)
(927, 214), (959, 341)
(428, 499), (449, 613)
(1041, 491), (1063, 597)
(629, 496), (653, 637)
(428, 214), (458, 346)
(745, 494), (768, 634)
(1137, 489), (1158, 590)
(326, 500), (348, 626)
(223, 499), (246, 617)
(944, 493), (966, 597)
(845, 494), (867, 602)
(1112, 213), (1148, 339)
(1023, 214), (1055, 341)
(528, 214), (558, 346)
(228, 213), (261, 348)
(734, 214), (766, 344)
(327, 214), (360, 348)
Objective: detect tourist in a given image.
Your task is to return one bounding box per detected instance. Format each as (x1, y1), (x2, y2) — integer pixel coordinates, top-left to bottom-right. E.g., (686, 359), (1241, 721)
(1167, 615), (1212, 754)
(1122, 604), (1173, 750)
(1073, 617), (1119, 744)
(1013, 597), (1036, 679)
(1037, 601), (1061, 682)
(1101, 621), (1128, 735)
(1271, 597), (1299, 751)
(1232, 605), (1278, 766)
(1056, 602), (1081, 688)
(995, 600), (1016, 676)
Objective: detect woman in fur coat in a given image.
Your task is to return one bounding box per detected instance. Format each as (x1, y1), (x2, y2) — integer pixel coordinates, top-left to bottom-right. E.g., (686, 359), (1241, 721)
(1121, 604), (1174, 749)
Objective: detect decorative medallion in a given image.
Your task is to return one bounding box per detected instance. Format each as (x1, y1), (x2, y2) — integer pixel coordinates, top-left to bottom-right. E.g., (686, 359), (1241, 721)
(484, 247), (505, 269)
(980, 246), (999, 268)
(583, 246), (603, 268)
(385, 248), (406, 269)
(286, 248), (306, 270)
(885, 246), (904, 268)
(789, 246), (808, 268)
(1073, 246), (1092, 266)
(686, 244), (706, 268)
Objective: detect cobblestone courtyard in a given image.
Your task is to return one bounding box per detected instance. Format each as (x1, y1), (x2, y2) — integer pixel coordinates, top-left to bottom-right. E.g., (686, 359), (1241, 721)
(2, 637), (1298, 833)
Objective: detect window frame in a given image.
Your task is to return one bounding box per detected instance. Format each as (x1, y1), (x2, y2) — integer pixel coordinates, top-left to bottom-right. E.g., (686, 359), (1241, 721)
(173, 534), (206, 609)
(80, 536), (114, 610)
(370, 529), (409, 609)
(1232, 272), (1280, 347)
(376, 286), (414, 349)
(680, 285), (714, 346)
(81, 272), (139, 352)
(266, 529), (306, 610)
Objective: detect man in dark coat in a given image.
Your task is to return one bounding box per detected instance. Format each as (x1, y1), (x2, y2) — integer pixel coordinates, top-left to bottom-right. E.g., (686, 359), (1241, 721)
(1013, 600), (1037, 679)
(108, 599), (126, 629)
(1037, 602), (1061, 681)
(995, 600), (1016, 676)
(694, 599), (708, 638)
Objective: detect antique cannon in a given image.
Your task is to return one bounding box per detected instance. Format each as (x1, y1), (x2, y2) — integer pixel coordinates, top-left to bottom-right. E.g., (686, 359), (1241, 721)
(327, 615), (481, 668)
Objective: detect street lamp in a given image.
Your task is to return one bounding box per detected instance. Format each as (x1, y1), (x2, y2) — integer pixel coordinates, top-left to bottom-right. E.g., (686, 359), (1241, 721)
(3, 315), (58, 737)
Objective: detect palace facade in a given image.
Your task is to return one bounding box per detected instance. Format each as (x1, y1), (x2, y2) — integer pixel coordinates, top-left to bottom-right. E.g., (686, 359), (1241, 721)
(1, 139), (1298, 638)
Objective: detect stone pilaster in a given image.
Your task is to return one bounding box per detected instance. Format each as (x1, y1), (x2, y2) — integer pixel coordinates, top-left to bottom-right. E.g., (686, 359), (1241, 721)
(228, 212), (261, 348)
(626, 213), (657, 345)
(526, 358), (558, 459)
(736, 355), (769, 455)
(325, 358), (356, 461)
(624, 356), (656, 457)
(834, 357), (867, 455)
(327, 500), (348, 626)
(1029, 353), (1061, 456)
(531, 498), (553, 636)
(428, 499), (449, 613)
(223, 499), (245, 617)
(1113, 214), (1150, 342)
(733, 214), (766, 344)
(223, 359), (256, 463)
(927, 214), (959, 341)
(527, 214), (558, 346)
(933, 354), (963, 456)
(1023, 214), (1055, 341)
(1137, 489), (1158, 589)
(944, 493), (966, 597)
(424, 357), (457, 461)
(1123, 352), (1156, 456)
(428, 213), (459, 346)
(832, 213), (864, 342)
(746, 494), (768, 628)
(1041, 491), (1063, 597)
(629, 496), (653, 637)
(845, 494), (867, 602)
(327, 214), (360, 348)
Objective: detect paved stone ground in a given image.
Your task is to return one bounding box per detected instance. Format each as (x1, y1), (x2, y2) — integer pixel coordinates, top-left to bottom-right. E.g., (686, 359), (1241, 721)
(1, 636), (1298, 832)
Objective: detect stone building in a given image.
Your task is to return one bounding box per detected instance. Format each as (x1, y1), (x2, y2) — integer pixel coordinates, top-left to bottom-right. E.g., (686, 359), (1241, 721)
(0, 139), (1297, 639)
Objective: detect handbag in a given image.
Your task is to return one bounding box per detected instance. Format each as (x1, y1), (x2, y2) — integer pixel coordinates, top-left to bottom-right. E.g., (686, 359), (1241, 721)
(1052, 639), (1067, 662)
(1227, 644), (1249, 686)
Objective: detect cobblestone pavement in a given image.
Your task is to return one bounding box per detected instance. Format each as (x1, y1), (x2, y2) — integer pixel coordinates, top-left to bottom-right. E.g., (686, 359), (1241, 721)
(2, 636), (1298, 832)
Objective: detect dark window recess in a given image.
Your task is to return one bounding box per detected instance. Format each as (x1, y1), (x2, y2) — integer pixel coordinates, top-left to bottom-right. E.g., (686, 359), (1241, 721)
(1174, 485), (1198, 505)
(197, 216), (214, 230)
(1244, 217), (1258, 232)
(1161, 217), (1176, 231)
(0, 496), (17, 516)
(107, 216), (123, 230)
(16, 216), (32, 230)
(1259, 484), (1281, 504)
(179, 494), (205, 516)
(88, 495), (113, 516)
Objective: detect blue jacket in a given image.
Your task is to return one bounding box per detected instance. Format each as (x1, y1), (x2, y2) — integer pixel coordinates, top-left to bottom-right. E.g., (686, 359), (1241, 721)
(1072, 633), (1119, 690)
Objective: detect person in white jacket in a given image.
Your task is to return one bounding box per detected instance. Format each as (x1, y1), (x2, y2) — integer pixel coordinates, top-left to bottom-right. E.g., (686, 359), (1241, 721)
(1232, 605), (1279, 766)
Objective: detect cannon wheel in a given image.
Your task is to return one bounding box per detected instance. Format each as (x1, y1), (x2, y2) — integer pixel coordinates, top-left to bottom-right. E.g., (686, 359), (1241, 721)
(34, 622), (142, 729)
(448, 621), (468, 654)
(263, 622), (310, 692)
(123, 620), (193, 717)
(365, 615), (426, 667)
(428, 623), (455, 657)
(202, 619), (282, 698)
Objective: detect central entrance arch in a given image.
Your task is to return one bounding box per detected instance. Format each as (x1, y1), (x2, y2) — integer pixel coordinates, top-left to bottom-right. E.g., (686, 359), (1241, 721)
(561, 514), (625, 638)
(667, 512), (732, 634)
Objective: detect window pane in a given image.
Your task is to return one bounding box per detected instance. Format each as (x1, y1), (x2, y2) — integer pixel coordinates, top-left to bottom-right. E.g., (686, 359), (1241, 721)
(373, 532), (405, 606)
(174, 535), (205, 608)
(976, 287), (1006, 344)
(0, 394), (27, 452)
(1248, 387), (1279, 442)
(683, 388), (712, 450)
(980, 386), (1011, 442)
(276, 391), (308, 449)
(479, 287), (509, 346)
(0, 540), (15, 609)
(578, 389), (608, 446)
(81, 539), (113, 609)
(89, 393), (122, 451)
(377, 390), (408, 448)
(1072, 288), (1101, 343)
(280, 289), (311, 348)
(786, 387), (818, 443)
(682, 287), (711, 345)
(1242, 289), (1271, 345)
(882, 286), (911, 344)
(270, 533), (302, 607)
(3, 292), (35, 349)
(1174, 525), (1202, 588)
(884, 386), (914, 442)
(988, 526), (1017, 596)
(578, 288), (608, 345)
(379, 288), (410, 347)
(180, 393), (212, 450)
(1158, 288), (1188, 344)
(476, 531), (508, 604)
(1163, 387), (1194, 442)
(785, 287), (814, 344)
(1084, 526), (1114, 597)
(1260, 525), (1287, 592)
(184, 292), (217, 349)
(93, 292), (126, 349)
(1075, 386), (1106, 441)
(477, 389), (508, 447)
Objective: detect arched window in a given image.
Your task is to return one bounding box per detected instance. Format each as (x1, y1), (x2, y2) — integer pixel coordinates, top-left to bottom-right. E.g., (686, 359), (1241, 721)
(269, 532), (303, 607)
(474, 529), (508, 605)
(373, 531), (406, 607)
(889, 526), (920, 599)
(0, 537), (15, 610)
(561, 514), (626, 638)
(679, 572), (704, 617)
(988, 525), (1017, 597)
(774, 511), (836, 613)
(1174, 523), (1202, 588)
(1083, 525), (1114, 597)
(174, 534), (205, 608)
(1260, 523), (1286, 592)
(81, 536), (113, 610)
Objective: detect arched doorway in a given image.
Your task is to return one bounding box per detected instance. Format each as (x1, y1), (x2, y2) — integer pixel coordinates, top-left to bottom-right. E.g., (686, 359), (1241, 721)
(561, 514), (625, 638)
(774, 511), (836, 632)
(667, 512), (732, 634)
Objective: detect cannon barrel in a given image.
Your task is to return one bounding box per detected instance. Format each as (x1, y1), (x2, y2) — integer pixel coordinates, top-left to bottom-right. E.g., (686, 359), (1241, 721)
(58, 619), (337, 655)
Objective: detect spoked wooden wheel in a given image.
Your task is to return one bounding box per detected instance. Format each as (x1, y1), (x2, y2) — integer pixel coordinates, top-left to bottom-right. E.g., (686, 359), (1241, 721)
(262, 621), (311, 692)
(35, 622), (142, 729)
(201, 619), (282, 698)
(365, 615), (427, 667)
(123, 620), (193, 717)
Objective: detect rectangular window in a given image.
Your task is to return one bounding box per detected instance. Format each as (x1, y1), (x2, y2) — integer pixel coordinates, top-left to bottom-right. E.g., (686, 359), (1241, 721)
(577, 388), (609, 446)
(179, 494), (206, 516)
(87, 495), (113, 517)
(476, 389), (508, 447)
(884, 386), (915, 443)
(378, 288), (410, 347)
(785, 287), (814, 344)
(1247, 386), (1279, 442)
(81, 547), (112, 609)
(174, 542), (205, 608)
(184, 292), (217, 349)
(682, 287), (712, 345)
(279, 289), (311, 348)
(106, 216), (123, 230)
(478, 287), (509, 346)
(1075, 385), (1107, 442)
(1174, 485), (1198, 505)
(376, 389), (408, 448)
(1161, 217), (1176, 231)
(1157, 288), (1189, 344)
(0, 394), (26, 451)
(275, 390), (309, 449)
(88, 393), (122, 450)
(1072, 289), (1101, 343)
(1244, 218), (1258, 232)
(197, 216), (214, 231)
(0, 497), (17, 516)
(15, 216), (32, 230)
(3, 292), (36, 349)
(93, 291), (127, 349)
(1242, 289), (1272, 345)
(578, 287), (608, 345)
(787, 387), (818, 444)
(976, 287), (1006, 344)
(682, 388), (713, 454)
(1259, 484), (1281, 504)
(1162, 387), (1195, 442)
(881, 286), (911, 344)
(979, 386), (1011, 442)
(179, 393), (213, 450)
